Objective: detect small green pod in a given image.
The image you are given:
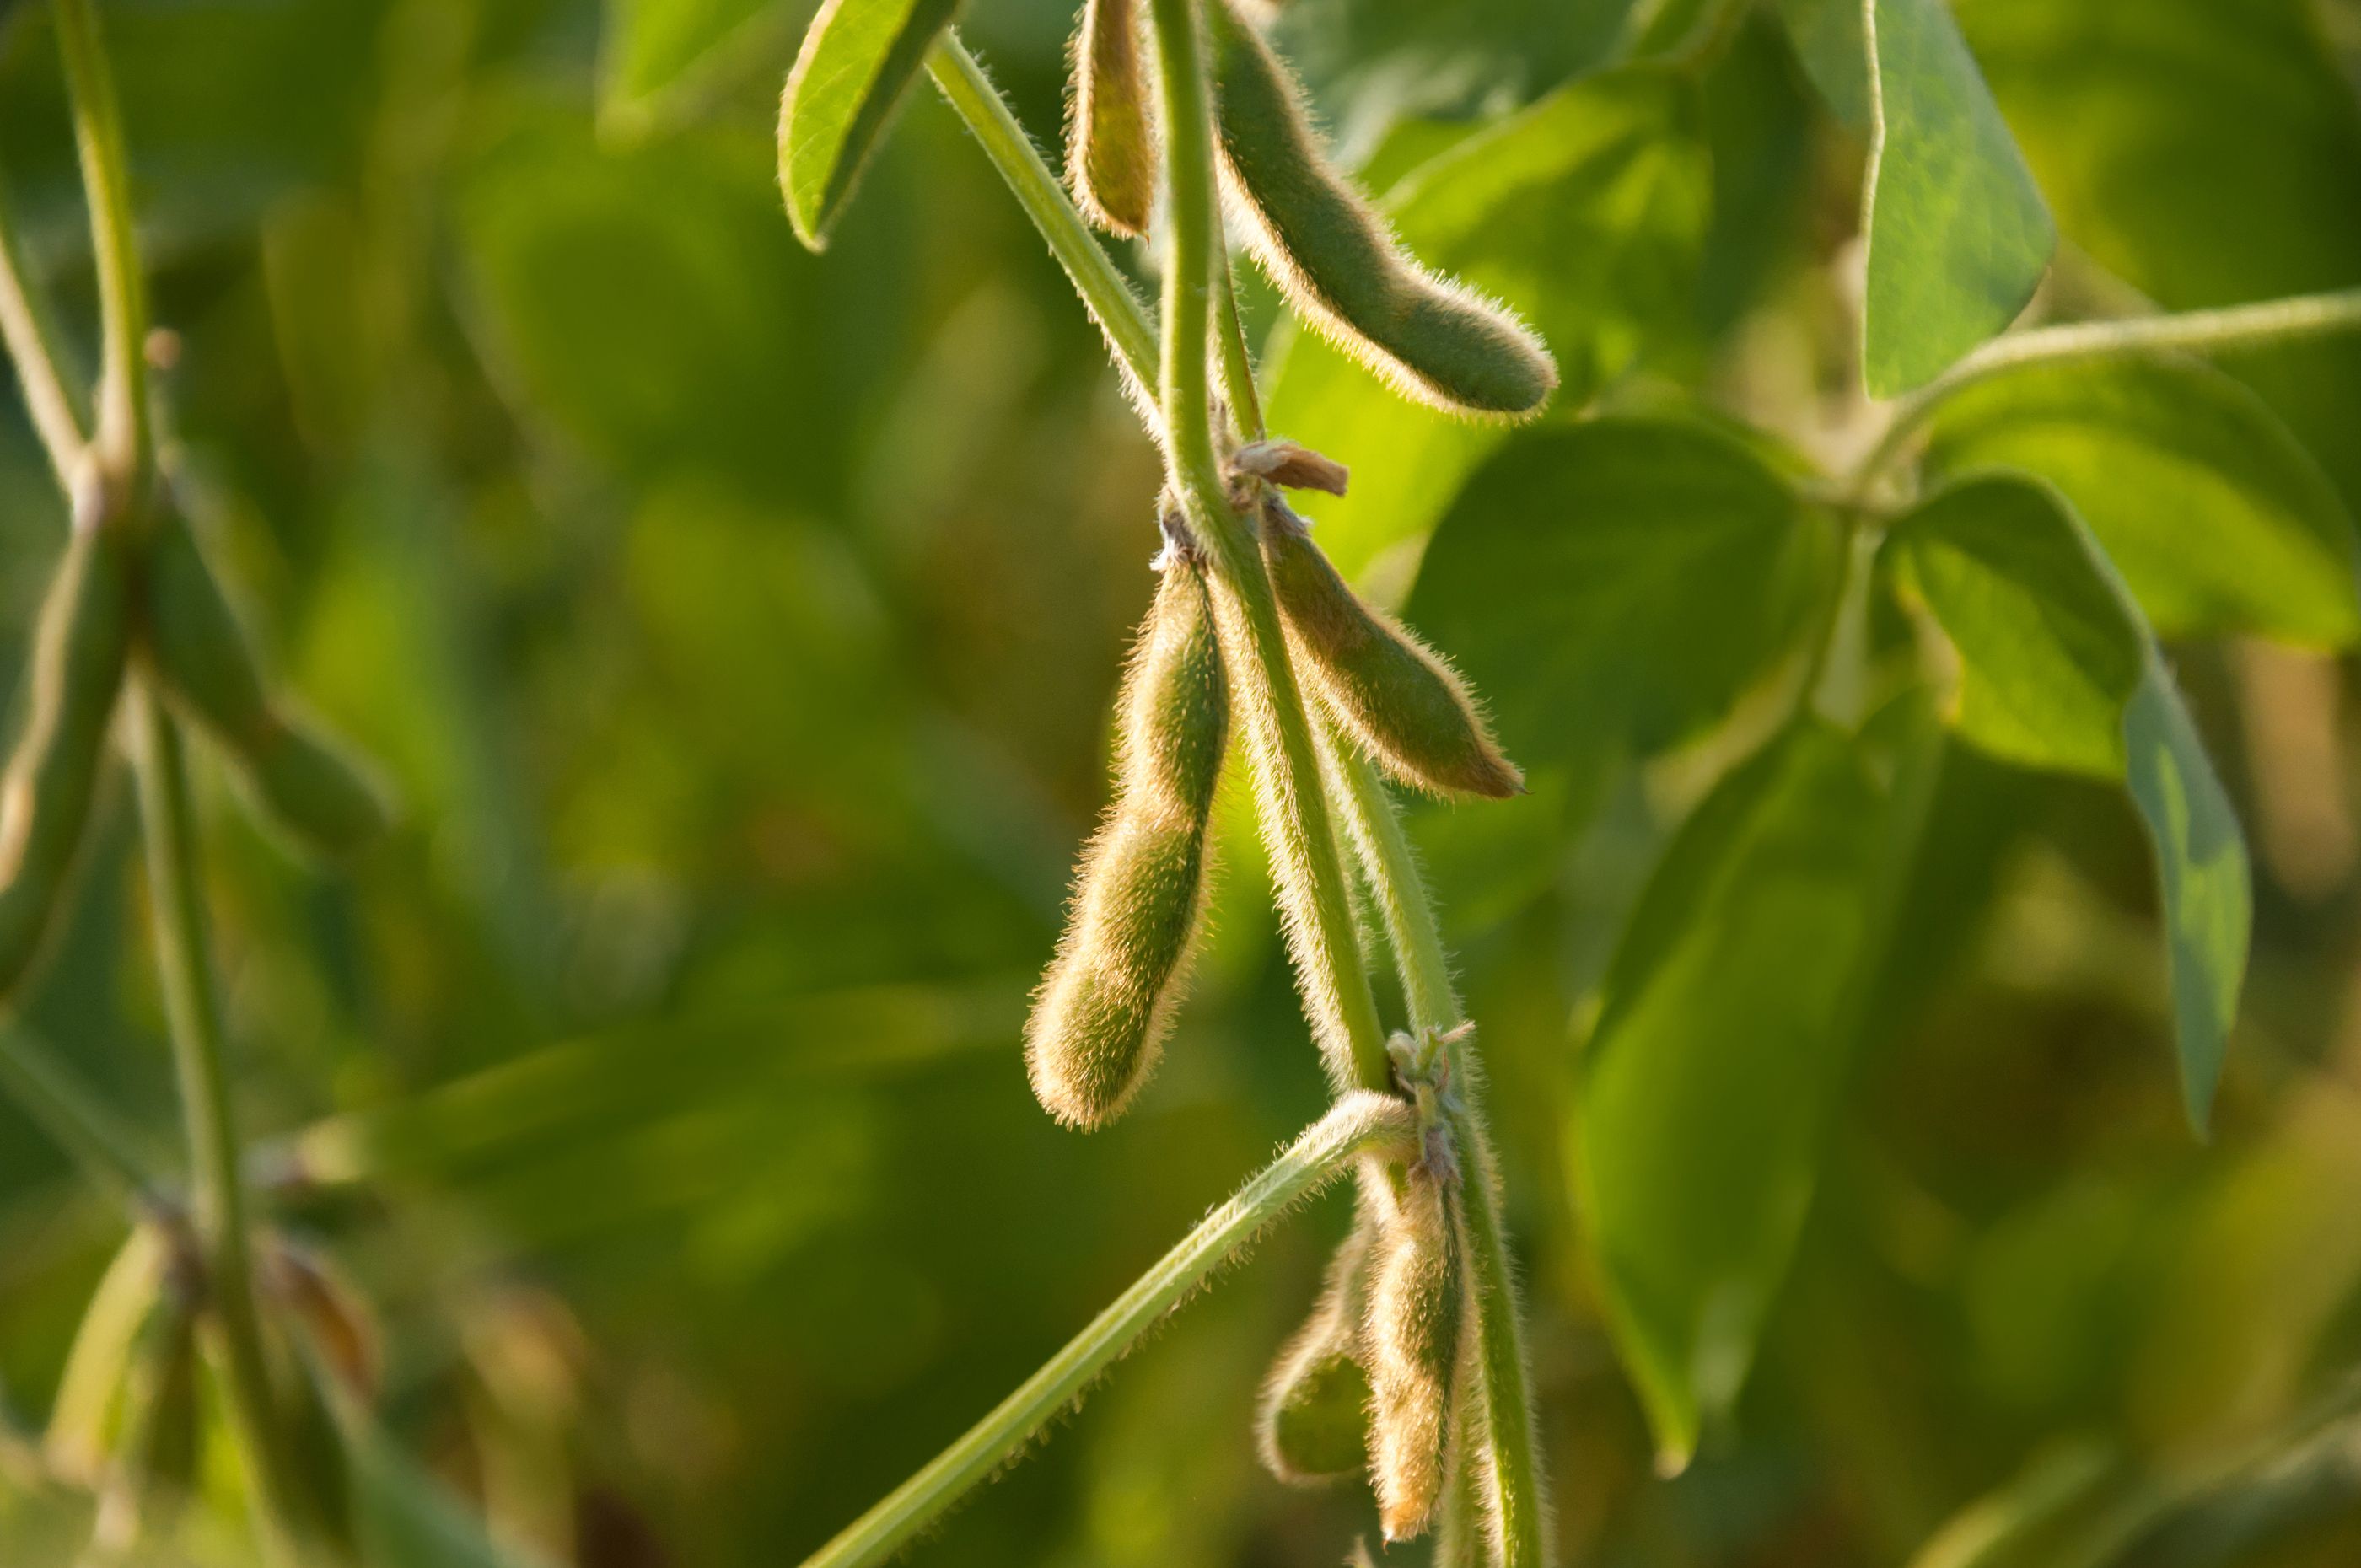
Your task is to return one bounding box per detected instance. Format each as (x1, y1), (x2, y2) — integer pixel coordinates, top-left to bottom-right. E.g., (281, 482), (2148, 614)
(1367, 1168), (1465, 1542)
(1257, 1203), (1377, 1484)
(1025, 561), (1229, 1129)
(102, 1292), (201, 1548)
(1067, 0), (1156, 238)
(1261, 502), (1522, 800)
(0, 520), (133, 997)
(142, 512), (391, 858)
(1204, 0), (1556, 419)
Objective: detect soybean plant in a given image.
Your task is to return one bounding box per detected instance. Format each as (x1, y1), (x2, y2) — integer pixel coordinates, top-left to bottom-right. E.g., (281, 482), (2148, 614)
(0, 0), (391, 1560)
(779, 0), (1553, 1562)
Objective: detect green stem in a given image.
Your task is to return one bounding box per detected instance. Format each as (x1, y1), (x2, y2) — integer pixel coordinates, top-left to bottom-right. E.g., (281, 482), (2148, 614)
(797, 1092), (1417, 1568)
(0, 1023), (166, 1213)
(0, 174), (89, 485)
(927, 34), (1163, 431)
(1146, 0), (1390, 1095)
(51, 0), (151, 498)
(1853, 285), (2361, 497)
(1325, 739), (1552, 1567)
(1216, 257), (1265, 440)
(128, 679), (313, 1560)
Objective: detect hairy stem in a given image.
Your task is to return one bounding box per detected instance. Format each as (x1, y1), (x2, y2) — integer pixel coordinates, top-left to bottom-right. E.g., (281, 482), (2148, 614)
(1147, 0), (1390, 1093)
(51, 0), (150, 498)
(1854, 285), (2361, 497)
(0, 175), (89, 484)
(1216, 256), (1266, 440)
(798, 1093), (1417, 1568)
(0, 1023), (166, 1214)
(927, 34), (1163, 432)
(129, 680), (315, 1560)
(1326, 738), (1552, 1567)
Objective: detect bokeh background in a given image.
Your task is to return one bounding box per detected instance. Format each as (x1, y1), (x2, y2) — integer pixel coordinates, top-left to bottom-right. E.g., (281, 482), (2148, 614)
(3, 0), (2361, 1564)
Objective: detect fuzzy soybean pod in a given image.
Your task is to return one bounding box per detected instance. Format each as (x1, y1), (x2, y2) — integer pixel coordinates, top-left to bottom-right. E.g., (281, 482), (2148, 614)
(1025, 559), (1229, 1129)
(0, 517), (133, 997)
(1260, 501), (1522, 800)
(1367, 1164), (1466, 1542)
(142, 511), (390, 858)
(1256, 1199), (1377, 1484)
(1067, 0), (1156, 237)
(1202, 0), (1556, 419)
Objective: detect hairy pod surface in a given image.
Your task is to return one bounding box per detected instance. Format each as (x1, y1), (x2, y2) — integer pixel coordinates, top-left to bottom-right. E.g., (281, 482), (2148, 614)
(143, 513), (390, 858)
(1257, 1199), (1377, 1484)
(0, 521), (132, 997)
(1025, 561), (1228, 1128)
(1067, 0), (1156, 236)
(1368, 1165), (1465, 1541)
(1260, 503), (1522, 800)
(1202, 0), (1555, 419)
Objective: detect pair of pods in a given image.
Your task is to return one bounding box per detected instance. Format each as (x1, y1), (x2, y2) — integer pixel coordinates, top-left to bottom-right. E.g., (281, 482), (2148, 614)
(0, 501), (390, 1000)
(1259, 1160), (1470, 1540)
(1068, 0), (1557, 420)
(1025, 491), (1518, 1130)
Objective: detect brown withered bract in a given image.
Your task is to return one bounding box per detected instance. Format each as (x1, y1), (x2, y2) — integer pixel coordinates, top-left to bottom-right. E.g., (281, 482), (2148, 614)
(1231, 438), (1350, 497)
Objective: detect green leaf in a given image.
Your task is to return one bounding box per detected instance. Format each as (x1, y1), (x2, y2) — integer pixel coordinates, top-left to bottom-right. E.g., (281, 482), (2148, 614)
(1921, 358), (2361, 645)
(1406, 416), (1835, 775)
(777, 0), (963, 250)
(1575, 721), (1890, 1467)
(1885, 478), (2143, 778)
(1260, 67), (1709, 577)
(1955, 0), (2361, 518)
(1890, 476), (2250, 1130)
(1772, 0), (1869, 131)
(1861, 0), (2056, 396)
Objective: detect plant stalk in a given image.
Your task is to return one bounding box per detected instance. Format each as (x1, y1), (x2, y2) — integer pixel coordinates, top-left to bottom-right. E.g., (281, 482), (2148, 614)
(128, 679), (315, 1560)
(1325, 735), (1553, 1567)
(0, 175), (89, 485)
(797, 1093), (1417, 1568)
(1146, 0), (1390, 1094)
(51, 0), (151, 500)
(1853, 285), (2361, 497)
(1215, 256), (1265, 440)
(927, 34), (1163, 431)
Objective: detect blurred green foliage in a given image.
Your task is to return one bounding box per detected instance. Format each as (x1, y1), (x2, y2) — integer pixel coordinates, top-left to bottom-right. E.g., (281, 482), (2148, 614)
(2, 0), (2361, 1565)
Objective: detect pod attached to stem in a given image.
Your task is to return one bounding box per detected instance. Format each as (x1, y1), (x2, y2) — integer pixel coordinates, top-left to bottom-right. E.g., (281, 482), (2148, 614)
(140, 509), (391, 859)
(0, 497), (133, 997)
(1260, 499), (1522, 801)
(1257, 1196), (1377, 1484)
(1025, 542), (1229, 1128)
(1067, 0), (1157, 237)
(1367, 1159), (1466, 1542)
(1203, 0), (1556, 419)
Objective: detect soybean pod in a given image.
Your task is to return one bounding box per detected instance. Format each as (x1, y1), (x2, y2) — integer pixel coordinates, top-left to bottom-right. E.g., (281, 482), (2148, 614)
(1260, 500), (1522, 800)
(1256, 1197), (1376, 1485)
(1025, 553), (1229, 1129)
(0, 515), (133, 997)
(1367, 1165), (1466, 1542)
(142, 510), (390, 858)
(1203, 0), (1556, 419)
(1067, 0), (1156, 237)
